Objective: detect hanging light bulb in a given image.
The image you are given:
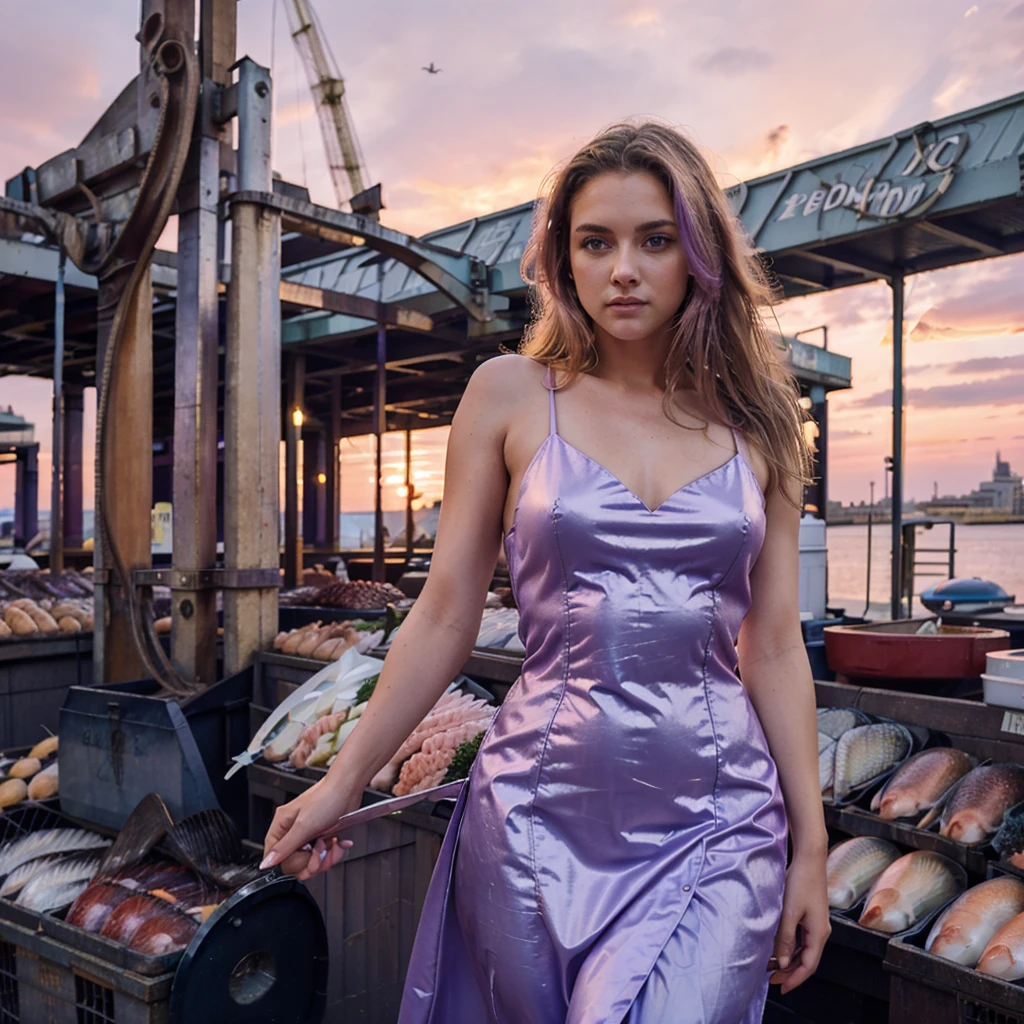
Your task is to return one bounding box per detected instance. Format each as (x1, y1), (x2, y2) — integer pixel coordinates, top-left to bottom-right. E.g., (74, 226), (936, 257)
(292, 408), (304, 427)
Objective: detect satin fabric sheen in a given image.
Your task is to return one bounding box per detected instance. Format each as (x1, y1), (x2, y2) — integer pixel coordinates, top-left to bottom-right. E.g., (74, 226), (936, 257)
(398, 373), (787, 1024)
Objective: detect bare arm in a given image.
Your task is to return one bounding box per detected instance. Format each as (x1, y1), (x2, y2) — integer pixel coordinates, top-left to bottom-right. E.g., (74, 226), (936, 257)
(262, 358), (515, 875)
(738, 477), (829, 992)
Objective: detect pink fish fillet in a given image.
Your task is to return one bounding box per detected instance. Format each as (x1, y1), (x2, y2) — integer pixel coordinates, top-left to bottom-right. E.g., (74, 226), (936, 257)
(289, 711), (347, 769)
(371, 694), (491, 790)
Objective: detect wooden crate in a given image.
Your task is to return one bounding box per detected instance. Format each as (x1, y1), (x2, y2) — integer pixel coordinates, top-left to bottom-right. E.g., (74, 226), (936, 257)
(0, 917), (174, 1024)
(248, 763), (445, 1023)
(887, 938), (1024, 1024)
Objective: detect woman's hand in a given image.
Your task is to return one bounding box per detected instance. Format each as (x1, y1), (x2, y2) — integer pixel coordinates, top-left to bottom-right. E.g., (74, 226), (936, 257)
(769, 847), (831, 994)
(261, 777), (361, 881)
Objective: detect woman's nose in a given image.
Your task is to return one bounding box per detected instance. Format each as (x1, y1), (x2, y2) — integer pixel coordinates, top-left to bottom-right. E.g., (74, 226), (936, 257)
(611, 247), (640, 286)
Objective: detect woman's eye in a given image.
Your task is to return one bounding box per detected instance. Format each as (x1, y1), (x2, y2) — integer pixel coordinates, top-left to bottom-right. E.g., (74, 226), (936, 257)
(645, 234), (674, 249)
(581, 236), (608, 251)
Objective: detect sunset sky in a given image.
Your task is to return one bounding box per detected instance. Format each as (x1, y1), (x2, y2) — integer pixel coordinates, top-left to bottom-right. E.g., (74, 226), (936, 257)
(1, 0), (1022, 514)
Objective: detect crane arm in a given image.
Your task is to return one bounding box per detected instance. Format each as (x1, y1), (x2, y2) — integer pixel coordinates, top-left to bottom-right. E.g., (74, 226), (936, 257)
(284, 0), (368, 206)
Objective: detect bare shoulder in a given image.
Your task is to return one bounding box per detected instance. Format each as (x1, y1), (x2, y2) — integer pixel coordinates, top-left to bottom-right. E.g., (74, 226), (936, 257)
(466, 353), (546, 397)
(458, 354), (547, 427)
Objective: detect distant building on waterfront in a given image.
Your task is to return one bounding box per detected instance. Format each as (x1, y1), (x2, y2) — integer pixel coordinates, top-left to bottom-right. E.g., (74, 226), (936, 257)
(916, 452), (1024, 520)
(969, 452), (1024, 514)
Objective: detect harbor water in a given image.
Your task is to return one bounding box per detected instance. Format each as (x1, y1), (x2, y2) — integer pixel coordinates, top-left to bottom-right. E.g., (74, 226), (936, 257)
(827, 522), (1024, 618)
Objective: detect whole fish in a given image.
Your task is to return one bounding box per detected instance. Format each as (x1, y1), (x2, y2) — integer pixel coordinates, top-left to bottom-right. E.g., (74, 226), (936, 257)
(163, 809), (260, 890)
(67, 882), (136, 934)
(819, 732), (836, 794)
(826, 837), (901, 910)
(1, 851), (84, 899)
(940, 764), (1024, 844)
(871, 748), (975, 822)
(15, 851), (104, 912)
(926, 876), (1024, 966)
(0, 829), (110, 879)
(859, 851), (965, 933)
(817, 707), (869, 741)
(977, 912), (1024, 980)
(833, 723), (912, 803)
(129, 909), (199, 956)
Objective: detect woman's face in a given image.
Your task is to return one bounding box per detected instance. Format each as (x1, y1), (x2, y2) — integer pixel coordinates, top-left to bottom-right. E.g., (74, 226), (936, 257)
(567, 171), (689, 346)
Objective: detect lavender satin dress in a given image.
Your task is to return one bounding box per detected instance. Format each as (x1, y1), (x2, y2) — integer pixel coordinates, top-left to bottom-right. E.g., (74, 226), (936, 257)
(399, 372), (787, 1024)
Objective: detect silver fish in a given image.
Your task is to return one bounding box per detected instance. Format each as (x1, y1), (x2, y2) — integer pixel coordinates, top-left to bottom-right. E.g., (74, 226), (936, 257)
(0, 829), (111, 879)
(926, 876), (1024, 966)
(871, 748), (975, 822)
(859, 850), (965, 934)
(15, 851), (104, 912)
(817, 707), (869, 741)
(940, 764), (1024, 845)
(833, 723), (912, 803)
(827, 837), (901, 910)
(978, 912), (1024, 980)
(0, 852), (82, 898)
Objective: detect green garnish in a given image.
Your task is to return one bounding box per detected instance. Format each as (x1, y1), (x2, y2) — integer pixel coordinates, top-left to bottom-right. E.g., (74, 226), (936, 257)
(355, 675), (380, 705)
(443, 730), (486, 783)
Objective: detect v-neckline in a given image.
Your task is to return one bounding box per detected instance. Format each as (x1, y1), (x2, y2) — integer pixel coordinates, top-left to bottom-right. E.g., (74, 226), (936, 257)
(556, 434), (741, 514)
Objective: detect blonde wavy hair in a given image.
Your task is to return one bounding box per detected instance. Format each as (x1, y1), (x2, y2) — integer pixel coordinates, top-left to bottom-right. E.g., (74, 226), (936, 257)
(519, 120), (811, 501)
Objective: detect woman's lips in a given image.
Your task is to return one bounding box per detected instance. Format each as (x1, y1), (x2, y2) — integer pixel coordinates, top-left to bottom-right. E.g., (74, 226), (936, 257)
(607, 298), (646, 312)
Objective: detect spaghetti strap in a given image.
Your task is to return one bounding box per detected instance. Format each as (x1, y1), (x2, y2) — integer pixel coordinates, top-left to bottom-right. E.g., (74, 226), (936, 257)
(545, 366), (558, 437)
(731, 426), (749, 464)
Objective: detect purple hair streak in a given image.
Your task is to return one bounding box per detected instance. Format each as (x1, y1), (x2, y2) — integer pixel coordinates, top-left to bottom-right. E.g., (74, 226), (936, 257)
(674, 189), (723, 297)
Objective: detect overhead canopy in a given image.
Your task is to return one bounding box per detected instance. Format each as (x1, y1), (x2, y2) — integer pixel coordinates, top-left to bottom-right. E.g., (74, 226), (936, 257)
(7, 91), (1023, 434)
(730, 90), (1024, 297)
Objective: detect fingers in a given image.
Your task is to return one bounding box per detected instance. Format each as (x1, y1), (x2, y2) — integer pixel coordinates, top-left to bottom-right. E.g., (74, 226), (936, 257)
(771, 910), (799, 973)
(294, 838), (352, 882)
(260, 808), (313, 870)
(262, 804), (298, 861)
(770, 916), (831, 994)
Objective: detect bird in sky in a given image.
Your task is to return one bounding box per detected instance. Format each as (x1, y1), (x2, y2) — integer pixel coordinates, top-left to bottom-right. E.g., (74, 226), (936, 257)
(421, 62), (442, 74)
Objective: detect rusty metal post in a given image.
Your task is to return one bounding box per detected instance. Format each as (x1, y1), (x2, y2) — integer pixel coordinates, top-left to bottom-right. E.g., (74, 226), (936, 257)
(373, 322), (386, 583)
(284, 353), (305, 587)
(890, 272), (905, 620)
(171, 0), (233, 684)
(223, 57), (281, 674)
(50, 252), (66, 573)
(94, 269), (153, 685)
(404, 427), (414, 557)
(326, 376), (341, 552)
(63, 386), (84, 550)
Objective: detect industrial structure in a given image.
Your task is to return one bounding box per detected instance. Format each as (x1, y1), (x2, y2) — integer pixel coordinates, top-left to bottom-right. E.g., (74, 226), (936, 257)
(0, 0), (1021, 687)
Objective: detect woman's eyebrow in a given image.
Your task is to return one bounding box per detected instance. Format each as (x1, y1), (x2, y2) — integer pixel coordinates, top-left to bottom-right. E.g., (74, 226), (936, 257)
(574, 219), (676, 233)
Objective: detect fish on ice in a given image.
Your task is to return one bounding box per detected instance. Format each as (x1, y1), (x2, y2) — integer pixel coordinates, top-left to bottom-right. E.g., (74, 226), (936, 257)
(832, 722), (912, 804)
(926, 876), (1024, 966)
(939, 764), (1024, 844)
(826, 837), (901, 910)
(871, 748), (975, 822)
(859, 851), (965, 934)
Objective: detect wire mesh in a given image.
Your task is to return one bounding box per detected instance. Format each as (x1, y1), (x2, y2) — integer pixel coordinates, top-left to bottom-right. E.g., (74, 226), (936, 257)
(75, 974), (116, 1024)
(0, 940), (18, 1024)
(961, 1001), (1022, 1024)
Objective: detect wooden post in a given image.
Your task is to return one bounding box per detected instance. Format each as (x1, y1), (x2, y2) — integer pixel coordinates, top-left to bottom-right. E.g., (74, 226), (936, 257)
(94, 269), (153, 685)
(223, 58), (281, 675)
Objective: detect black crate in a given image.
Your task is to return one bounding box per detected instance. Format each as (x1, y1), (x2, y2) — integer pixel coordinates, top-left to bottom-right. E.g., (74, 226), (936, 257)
(0, 633), (92, 749)
(0, 939), (17, 1024)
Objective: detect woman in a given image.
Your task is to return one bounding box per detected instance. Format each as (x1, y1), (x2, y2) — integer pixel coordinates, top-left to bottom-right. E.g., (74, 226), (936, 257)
(262, 121), (829, 1023)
